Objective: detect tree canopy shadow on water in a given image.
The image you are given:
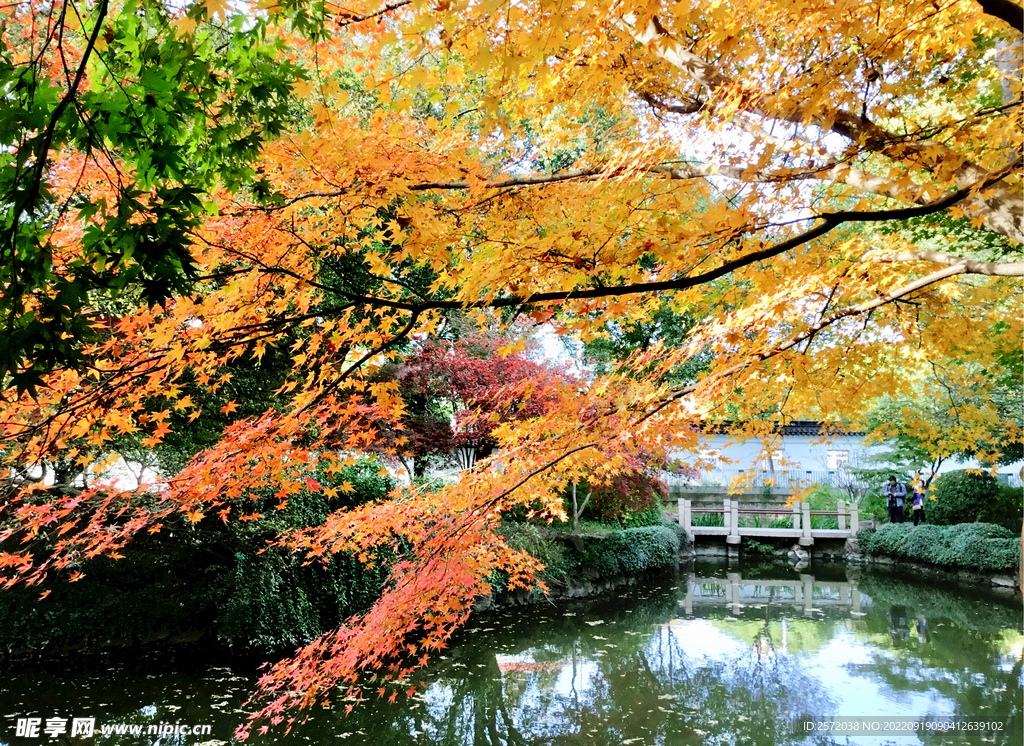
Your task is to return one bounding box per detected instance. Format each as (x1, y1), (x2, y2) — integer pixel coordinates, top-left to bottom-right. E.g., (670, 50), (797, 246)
(2, 565), (1020, 746)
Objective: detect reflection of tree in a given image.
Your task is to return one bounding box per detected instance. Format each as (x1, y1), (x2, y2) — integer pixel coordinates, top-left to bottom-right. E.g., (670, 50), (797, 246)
(274, 569), (1021, 746)
(851, 619), (1023, 746)
(6, 567), (1019, 746)
(844, 570), (1023, 746)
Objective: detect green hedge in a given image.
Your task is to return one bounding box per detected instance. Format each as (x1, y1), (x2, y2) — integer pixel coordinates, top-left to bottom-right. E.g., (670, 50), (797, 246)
(930, 471), (997, 525)
(502, 523), (681, 590)
(575, 525), (680, 577)
(857, 522), (1020, 573)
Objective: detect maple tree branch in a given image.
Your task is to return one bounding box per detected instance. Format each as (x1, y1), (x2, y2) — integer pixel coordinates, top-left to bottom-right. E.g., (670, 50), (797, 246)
(637, 90), (703, 115)
(612, 11), (1024, 243)
(490, 441), (599, 505)
(5, 0), (108, 255)
(408, 166), (611, 191)
(656, 263), (978, 417)
(322, 157), (1022, 312)
(328, 0), (411, 26)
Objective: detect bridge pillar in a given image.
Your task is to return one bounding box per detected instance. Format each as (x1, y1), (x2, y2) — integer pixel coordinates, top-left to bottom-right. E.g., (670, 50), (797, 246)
(723, 498), (731, 531)
(838, 499), (846, 531)
(802, 574), (815, 617)
(727, 499), (741, 561)
(682, 573), (695, 615)
(800, 500), (814, 547)
(792, 503), (800, 529)
(851, 503), (860, 534)
(680, 498), (693, 541)
(728, 572), (743, 615)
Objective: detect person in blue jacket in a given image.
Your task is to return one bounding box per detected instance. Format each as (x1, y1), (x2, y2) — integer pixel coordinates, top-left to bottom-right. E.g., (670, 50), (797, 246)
(885, 476), (906, 524)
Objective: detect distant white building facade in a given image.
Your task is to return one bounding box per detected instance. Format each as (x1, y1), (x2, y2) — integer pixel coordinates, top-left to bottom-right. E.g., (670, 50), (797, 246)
(666, 421), (1023, 496)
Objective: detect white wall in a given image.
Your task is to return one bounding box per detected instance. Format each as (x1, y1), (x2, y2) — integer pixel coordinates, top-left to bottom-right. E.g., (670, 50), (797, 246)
(678, 433), (1023, 482)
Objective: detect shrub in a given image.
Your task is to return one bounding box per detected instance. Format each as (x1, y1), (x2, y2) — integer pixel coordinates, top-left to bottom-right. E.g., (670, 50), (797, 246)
(859, 490), (889, 525)
(500, 523), (680, 591)
(745, 540), (775, 556)
(217, 549), (388, 653)
(857, 522), (1019, 573)
(579, 525), (680, 577)
(619, 505), (665, 528)
(585, 472), (668, 526)
(929, 470), (1000, 526)
(978, 485), (1023, 533)
(805, 485), (841, 529)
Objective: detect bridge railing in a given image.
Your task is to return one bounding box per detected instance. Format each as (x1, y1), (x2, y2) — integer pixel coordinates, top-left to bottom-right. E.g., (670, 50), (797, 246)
(676, 498), (858, 544)
(666, 468), (1024, 492)
(663, 468), (865, 494)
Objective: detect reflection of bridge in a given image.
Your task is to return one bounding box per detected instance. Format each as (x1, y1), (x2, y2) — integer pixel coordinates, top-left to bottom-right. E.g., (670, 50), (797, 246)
(677, 498), (858, 547)
(680, 572), (868, 617)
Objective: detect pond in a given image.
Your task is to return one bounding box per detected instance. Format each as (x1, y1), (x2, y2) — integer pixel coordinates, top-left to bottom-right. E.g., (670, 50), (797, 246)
(0, 562), (1020, 745)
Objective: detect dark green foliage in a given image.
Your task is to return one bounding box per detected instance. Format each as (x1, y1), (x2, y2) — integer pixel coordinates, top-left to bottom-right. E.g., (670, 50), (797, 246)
(980, 485), (1024, 533)
(744, 540), (775, 556)
(580, 526), (679, 576)
(857, 522), (1020, 573)
(929, 470), (1006, 527)
(0, 458), (397, 656)
(218, 550), (388, 653)
(859, 490), (890, 524)
(582, 302), (710, 386)
(501, 523), (680, 591)
(560, 526), (679, 580)
(803, 485), (841, 529)
(618, 505), (665, 528)
(0, 530), (229, 656)
(213, 457), (397, 652)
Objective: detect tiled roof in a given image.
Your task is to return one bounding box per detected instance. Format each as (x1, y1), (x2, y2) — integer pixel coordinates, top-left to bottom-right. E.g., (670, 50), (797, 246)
(703, 420), (865, 437)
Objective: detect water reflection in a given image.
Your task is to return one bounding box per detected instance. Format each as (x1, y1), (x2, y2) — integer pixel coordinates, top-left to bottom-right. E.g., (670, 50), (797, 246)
(680, 571), (866, 616)
(0, 563), (1020, 746)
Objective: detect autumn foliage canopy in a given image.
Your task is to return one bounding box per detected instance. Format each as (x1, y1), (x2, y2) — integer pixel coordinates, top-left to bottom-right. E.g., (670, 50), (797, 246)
(0, 0), (1021, 734)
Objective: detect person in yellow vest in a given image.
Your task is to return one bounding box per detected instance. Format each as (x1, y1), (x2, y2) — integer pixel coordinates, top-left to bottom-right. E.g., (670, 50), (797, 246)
(911, 473), (926, 526)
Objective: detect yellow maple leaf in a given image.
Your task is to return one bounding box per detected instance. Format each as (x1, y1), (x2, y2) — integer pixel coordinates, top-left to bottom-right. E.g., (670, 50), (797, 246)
(204, 0), (231, 21)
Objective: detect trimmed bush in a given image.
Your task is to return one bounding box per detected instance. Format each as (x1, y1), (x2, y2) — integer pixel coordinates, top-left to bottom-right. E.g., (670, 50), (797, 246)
(978, 485), (1023, 533)
(929, 470), (1000, 526)
(857, 522), (1019, 573)
(579, 525), (680, 577)
(520, 524), (681, 587)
